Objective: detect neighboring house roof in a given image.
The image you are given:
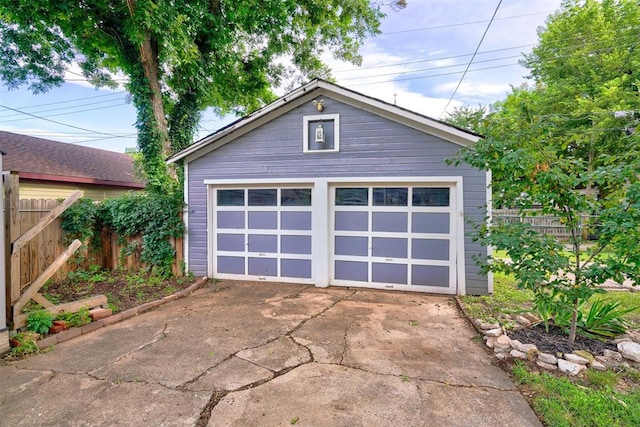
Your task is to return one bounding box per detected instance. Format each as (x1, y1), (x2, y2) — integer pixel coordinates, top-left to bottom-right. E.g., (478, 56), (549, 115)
(0, 131), (144, 188)
(167, 78), (481, 164)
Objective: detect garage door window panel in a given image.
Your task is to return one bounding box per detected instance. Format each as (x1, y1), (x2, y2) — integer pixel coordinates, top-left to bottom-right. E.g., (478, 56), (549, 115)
(217, 211), (245, 229)
(412, 265), (449, 287)
(372, 212), (407, 233)
(281, 235), (311, 254)
(281, 212), (311, 230)
(413, 188), (450, 207)
(335, 188), (368, 206)
(335, 211), (368, 231)
(217, 189), (245, 206)
(335, 236), (368, 256)
(372, 237), (408, 258)
(248, 257), (277, 276)
(335, 260), (368, 282)
(372, 263), (407, 284)
(218, 256), (245, 274)
(412, 213), (450, 234)
(248, 211), (277, 229)
(373, 188), (408, 206)
(248, 234), (277, 253)
(281, 259), (312, 278)
(281, 189), (312, 206)
(411, 239), (449, 260)
(217, 234), (245, 252)
(248, 189), (277, 206)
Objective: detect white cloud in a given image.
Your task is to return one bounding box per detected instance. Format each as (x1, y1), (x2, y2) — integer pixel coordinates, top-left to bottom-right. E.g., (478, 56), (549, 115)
(433, 81), (512, 97)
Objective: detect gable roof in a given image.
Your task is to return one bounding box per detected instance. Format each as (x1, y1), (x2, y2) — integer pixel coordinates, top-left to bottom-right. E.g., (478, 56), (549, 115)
(0, 131), (144, 188)
(168, 78), (481, 164)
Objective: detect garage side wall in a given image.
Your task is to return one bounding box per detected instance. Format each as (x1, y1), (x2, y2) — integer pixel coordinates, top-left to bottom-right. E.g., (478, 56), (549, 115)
(186, 98), (490, 294)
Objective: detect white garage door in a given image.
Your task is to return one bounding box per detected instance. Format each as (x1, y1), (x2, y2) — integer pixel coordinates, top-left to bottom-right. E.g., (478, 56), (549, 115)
(330, 185), (457, 293)
(212, 187), (314, 283)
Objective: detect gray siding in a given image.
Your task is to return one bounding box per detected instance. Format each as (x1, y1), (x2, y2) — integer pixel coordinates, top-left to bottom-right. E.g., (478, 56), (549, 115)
(186, 96), (489, 294)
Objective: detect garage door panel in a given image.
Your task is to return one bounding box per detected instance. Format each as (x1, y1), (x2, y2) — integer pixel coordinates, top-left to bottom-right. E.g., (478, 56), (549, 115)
(217, 211), (245, 229)
(372, 237), (407, 258)
(248, 257), (277, 276)
(214, 187), (313, 283)
(335, 236), (368, 256)
(335, 211), (368, 231)
(411, 239), (449, 260)
(248, 234), (277, 253)
(412, 265), (449, 287)
(248, 211), (277, 229)
(217, 234), (245, 252)
(281, 212), (311, 230)
(372, 263), (407, 284)
(218, 256), (245, 274)
(412, 212), (450, 234)
(372, 212), (407, 232)
(335, 260), (368, 281)
(331, 184), (457, 293)
(281, 259), (312, 278)
(280, 235), (311, 254)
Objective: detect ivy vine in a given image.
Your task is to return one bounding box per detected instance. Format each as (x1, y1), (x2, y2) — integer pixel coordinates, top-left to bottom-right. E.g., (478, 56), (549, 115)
(61, 191), (184, 278)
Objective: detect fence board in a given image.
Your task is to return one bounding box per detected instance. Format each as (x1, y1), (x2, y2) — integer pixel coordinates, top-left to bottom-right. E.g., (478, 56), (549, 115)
(493, 209), (596, 239)
(14, 199), (184, 289)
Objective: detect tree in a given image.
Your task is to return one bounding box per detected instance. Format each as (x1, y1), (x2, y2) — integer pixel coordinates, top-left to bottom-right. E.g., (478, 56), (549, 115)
(443, 105), (487, 134)
(0, 1), (403, 190)
(451, 0), (640, 345)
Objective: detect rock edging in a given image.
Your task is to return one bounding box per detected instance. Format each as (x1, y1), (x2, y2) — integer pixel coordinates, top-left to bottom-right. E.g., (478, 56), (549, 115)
(35, 276), (209, 350)
(480, 325), (640, 375)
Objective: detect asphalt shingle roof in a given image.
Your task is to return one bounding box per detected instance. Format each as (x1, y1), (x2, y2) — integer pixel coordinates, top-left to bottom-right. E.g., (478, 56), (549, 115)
(0, 131), (143, 187)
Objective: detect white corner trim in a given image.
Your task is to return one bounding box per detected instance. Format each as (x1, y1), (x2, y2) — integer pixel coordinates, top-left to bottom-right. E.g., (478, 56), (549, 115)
(302, 114), (340, 154)
(182, 162), (190, 273)
(486, 169), (494, 294)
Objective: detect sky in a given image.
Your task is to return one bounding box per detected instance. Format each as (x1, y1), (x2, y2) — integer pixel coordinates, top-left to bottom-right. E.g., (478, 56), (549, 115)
(0, 0), (563, 153)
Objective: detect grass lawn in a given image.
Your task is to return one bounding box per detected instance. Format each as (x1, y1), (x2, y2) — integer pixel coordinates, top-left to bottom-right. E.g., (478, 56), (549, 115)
(460, 272), (640, 426)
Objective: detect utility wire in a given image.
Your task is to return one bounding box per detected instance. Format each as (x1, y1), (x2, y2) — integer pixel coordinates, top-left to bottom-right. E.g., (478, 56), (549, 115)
(0, 103), (122, 137)
(439, 0), (503, 118)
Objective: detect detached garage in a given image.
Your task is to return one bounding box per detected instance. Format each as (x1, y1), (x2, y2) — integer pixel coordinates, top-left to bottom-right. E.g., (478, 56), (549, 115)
(168, 79), (491, 295)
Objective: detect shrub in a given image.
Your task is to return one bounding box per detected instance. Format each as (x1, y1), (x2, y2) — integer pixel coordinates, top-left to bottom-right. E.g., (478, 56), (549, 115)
(27, 310), (55, 334)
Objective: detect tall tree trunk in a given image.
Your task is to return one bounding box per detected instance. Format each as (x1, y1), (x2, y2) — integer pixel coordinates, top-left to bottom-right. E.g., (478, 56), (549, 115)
(126, 0), (175, 181)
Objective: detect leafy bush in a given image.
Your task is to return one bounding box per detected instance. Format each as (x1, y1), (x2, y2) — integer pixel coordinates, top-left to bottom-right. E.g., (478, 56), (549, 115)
(27, 310), (55, 334)
(61, 191), (184, 278)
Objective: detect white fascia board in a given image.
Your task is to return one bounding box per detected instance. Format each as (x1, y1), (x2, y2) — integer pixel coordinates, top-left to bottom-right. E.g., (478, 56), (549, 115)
(168, 81), (322, 164)
(315, 81), (479, 147)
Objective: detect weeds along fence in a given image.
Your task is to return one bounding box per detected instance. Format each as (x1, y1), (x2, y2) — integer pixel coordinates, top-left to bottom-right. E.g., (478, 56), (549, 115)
(492, 209), (598, 240)
(13, 198), (184, 290)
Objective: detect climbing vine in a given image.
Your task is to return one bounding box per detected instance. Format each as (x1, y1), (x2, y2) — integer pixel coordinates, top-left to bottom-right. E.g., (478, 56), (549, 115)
(61, 191), (184, 278)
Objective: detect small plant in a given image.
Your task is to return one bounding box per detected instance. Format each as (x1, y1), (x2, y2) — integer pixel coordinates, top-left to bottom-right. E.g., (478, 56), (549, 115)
(27, 310), (55, 334)
(55, 307), (92, 328)
(6, 336), (40, 360)
(553, 300), (639, 340)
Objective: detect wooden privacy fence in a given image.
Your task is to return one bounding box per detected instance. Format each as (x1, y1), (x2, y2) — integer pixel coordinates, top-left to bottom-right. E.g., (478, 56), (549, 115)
(493, 209), (598, 239)
(11, 198), (184, 289)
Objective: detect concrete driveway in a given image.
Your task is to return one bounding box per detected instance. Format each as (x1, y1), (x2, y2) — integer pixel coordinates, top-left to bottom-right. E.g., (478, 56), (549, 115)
(0, 281), (542, 426)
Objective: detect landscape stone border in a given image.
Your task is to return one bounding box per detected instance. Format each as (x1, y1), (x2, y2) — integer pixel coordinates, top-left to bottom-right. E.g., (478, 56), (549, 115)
(453, 296), (640, 376)
(33, 276), (209, 350)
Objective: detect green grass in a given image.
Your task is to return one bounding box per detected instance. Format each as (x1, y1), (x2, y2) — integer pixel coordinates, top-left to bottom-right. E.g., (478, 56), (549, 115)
(513, 362), (640, 427)
(460, 272), (534, 323)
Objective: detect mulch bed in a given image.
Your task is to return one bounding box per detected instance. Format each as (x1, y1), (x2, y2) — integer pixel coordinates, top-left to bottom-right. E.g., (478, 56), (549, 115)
(42, 271), (197, 312)
(509, 323), (618, 355)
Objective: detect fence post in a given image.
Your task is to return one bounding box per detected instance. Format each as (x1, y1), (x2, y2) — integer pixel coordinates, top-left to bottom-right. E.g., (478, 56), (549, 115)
(1, 163), (8, 353)
(4, 172), (19, 326)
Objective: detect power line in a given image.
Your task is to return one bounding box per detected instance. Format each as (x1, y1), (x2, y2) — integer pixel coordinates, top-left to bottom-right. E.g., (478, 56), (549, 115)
(9, 90), (127, 110)
(0, 102), (131, 123)
(381, 10), (552, 35)
(0, 97), (128, 119)
(439, 0), (503, 118)
(0, 103), (122, 137)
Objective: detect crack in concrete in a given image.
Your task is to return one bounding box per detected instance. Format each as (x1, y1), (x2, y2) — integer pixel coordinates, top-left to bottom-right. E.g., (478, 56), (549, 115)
(196, 289), (357, 425)
(339, 319), (356, 365)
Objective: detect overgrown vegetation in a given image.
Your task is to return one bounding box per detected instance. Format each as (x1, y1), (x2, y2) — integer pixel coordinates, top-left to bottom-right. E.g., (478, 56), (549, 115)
(512, 362), (640, 427)
(447, 0), (640, 346)
(61, 192), (184, 278)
